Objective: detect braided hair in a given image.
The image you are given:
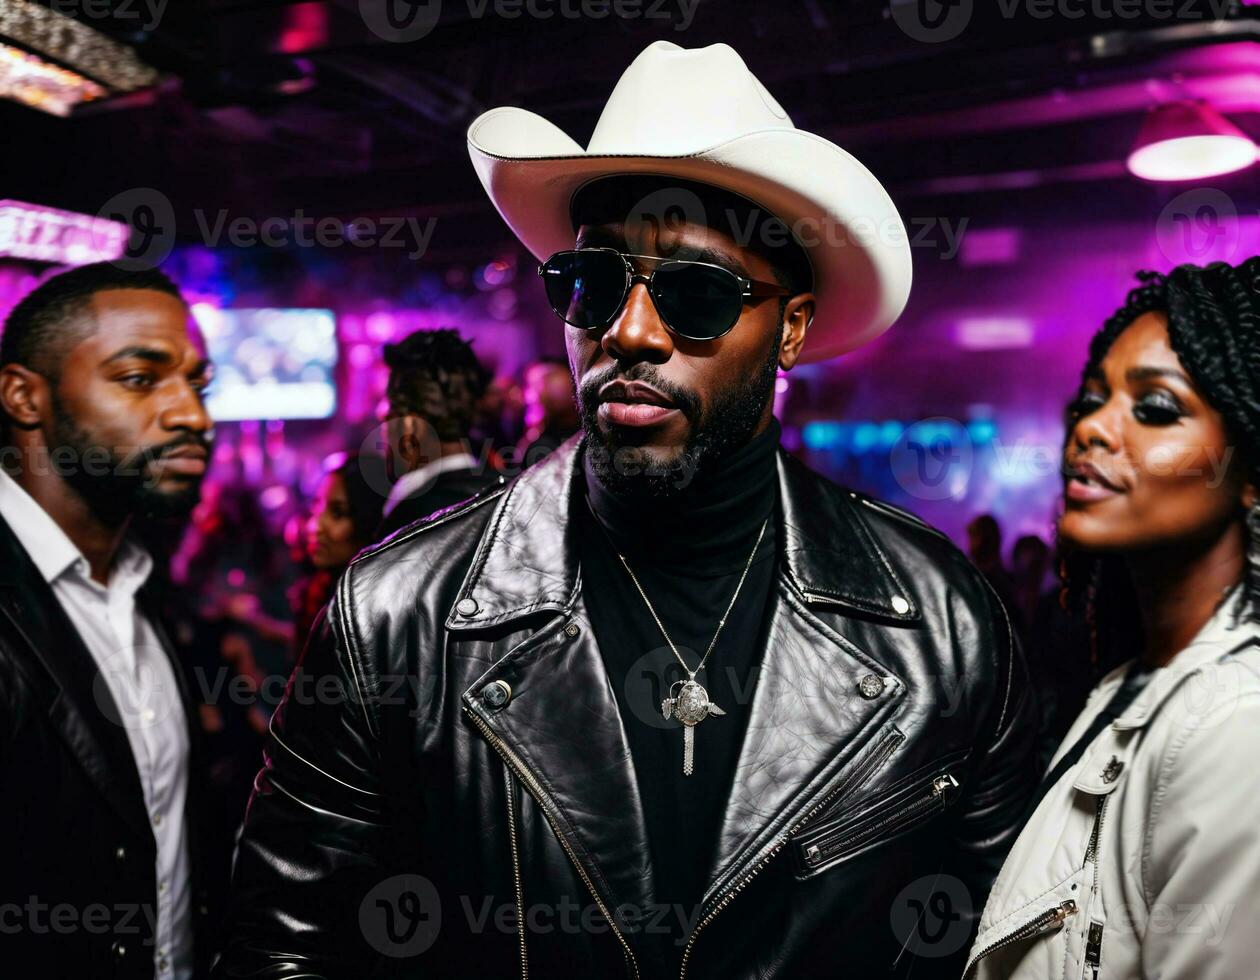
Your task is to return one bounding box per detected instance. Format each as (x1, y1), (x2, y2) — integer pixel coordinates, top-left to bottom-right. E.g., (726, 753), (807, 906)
(1060, 257), (1260, 672)
(383, 328), (491, 443)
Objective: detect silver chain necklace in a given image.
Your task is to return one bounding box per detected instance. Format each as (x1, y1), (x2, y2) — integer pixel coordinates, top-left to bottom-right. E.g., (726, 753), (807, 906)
(612, 515), (769, 776)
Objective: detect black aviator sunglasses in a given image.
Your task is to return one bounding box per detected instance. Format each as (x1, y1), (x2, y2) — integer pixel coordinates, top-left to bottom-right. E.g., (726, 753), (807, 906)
(538, 248), (792, 342)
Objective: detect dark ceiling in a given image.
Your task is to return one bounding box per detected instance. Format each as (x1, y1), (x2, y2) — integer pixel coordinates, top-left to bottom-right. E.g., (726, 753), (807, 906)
(5, 0), (1258, 258)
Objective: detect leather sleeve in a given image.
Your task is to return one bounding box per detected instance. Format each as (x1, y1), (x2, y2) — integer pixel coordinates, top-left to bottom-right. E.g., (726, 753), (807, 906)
(935, 583), (1041, 973)
(212, 573), (399, 979)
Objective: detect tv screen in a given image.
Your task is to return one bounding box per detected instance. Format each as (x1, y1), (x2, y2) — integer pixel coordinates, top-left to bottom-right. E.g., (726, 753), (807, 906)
(195, 307), (337, 421)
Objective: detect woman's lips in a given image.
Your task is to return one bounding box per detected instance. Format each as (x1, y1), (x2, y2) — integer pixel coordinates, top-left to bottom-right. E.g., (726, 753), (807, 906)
(598, 401), (680, 427)
(1065, 477), (1121, 503)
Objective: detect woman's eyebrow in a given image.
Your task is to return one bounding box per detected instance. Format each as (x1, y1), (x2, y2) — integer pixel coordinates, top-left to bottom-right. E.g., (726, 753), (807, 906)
(1125, 365), (1191, 384)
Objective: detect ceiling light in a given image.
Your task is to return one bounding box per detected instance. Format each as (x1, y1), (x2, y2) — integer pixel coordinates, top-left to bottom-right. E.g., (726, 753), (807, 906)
(1127, 101), (1257, 182)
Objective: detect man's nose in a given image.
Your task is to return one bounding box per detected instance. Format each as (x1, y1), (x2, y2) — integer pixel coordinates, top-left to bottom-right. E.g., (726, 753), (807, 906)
(600, 282), (673, 365)
(161, 381), (212, 434)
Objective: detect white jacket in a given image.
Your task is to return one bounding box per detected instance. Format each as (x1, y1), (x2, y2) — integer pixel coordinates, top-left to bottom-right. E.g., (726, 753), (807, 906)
(966, 590), (1260, 980)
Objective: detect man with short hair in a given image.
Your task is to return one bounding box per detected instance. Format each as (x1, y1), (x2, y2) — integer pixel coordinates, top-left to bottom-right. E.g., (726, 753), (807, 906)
(0, 263), (222, 979)
(375, 328), (502, 538)
(217, 42), (1036, 979)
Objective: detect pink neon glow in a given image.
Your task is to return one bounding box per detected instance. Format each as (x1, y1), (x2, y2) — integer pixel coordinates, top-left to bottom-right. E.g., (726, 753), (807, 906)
(0, 200), (128, 263)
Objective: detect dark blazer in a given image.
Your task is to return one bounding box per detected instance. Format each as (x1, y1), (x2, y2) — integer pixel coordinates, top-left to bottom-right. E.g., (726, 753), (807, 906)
(375, 465), (504, 540)
(0, 515), (226, 979)
(216, 437), (1038, 979)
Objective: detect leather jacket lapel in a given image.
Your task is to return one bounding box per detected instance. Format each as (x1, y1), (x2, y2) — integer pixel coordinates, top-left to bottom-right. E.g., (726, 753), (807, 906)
(0, 517), (150, 834)
(452, 440), (656, 954)
(700, 455), (920, 905)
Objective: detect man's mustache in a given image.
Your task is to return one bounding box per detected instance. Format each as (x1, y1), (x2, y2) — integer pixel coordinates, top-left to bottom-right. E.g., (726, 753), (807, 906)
(121, 434), (213, 468)
(578, 365), (700, 420)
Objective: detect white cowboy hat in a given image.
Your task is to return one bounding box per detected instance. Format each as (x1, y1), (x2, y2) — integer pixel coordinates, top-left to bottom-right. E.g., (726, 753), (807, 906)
(466, 41), (912, 362)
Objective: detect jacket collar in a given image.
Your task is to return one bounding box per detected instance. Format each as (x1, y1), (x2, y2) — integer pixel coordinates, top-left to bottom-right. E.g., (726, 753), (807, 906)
(455, 434), (915, 958)
(447, 434), (919, 631)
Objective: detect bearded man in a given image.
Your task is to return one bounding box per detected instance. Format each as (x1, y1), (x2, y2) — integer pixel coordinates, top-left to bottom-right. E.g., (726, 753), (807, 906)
(0, 263), (223, 979)
(217, 42), (1037, 980)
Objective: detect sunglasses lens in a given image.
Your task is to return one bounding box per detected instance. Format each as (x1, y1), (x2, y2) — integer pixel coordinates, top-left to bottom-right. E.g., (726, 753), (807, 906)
(651, 262), (744, 341)
(541, 251), (626, 330)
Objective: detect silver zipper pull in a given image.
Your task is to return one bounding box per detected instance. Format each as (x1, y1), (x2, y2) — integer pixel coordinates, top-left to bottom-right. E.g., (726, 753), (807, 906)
(1033, 900), (1079, 936)
(932, 773), (960, 801)
(1085, 920), (1104, 973)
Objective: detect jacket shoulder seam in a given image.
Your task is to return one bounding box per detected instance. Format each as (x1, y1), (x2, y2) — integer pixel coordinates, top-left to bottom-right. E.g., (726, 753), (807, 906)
(335, 563), (381, 741)
(353, 483), (509, 564)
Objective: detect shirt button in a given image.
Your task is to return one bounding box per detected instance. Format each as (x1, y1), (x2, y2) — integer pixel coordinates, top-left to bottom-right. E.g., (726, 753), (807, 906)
(141, 708), (156, 723)
(153, 814), (162, 826)
(159, 956), (169, 971)
(159, 880), (168, 894)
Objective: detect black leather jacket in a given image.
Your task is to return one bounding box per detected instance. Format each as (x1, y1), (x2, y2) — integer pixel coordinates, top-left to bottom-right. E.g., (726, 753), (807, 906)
(215, 437), (1037, 979)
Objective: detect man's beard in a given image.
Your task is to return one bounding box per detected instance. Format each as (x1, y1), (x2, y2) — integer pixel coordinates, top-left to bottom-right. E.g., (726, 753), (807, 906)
(49, 397), (208, 525)
(578, 327), (782, 500)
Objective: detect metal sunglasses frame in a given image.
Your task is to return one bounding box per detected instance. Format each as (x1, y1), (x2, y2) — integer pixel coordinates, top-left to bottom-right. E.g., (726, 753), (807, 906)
(537, 247), (792, 341)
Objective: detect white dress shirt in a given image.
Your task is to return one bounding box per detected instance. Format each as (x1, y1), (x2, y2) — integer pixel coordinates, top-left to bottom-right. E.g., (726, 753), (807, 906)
(382, 451), (480, 518)
(0, 469), (193, 980)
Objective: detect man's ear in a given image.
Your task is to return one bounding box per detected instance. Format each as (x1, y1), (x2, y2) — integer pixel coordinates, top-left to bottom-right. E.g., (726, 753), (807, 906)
(777, 293), (815, 371)
(0, 364), (48, 430)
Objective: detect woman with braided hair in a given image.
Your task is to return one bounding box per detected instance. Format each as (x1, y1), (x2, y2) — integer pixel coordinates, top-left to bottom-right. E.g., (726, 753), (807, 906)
(967, 257), (1260, 980)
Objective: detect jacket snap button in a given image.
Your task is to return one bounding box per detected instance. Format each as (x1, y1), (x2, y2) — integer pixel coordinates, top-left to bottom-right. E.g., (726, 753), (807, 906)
(114, 845), (126, 861)
(858, 674), (883, 699)
(482, 680), (512, 710)
(111, 941), (128, 959)
(456, 597), (479, 617)
(891, 595), (910, 615)
(564, 622), (579, 637)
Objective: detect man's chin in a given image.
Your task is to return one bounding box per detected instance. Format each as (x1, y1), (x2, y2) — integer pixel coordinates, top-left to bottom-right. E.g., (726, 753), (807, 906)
(136, 480), (204, 520)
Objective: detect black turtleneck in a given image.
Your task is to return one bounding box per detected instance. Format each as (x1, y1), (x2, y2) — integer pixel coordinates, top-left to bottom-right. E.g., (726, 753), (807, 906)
(578, 417), (780, 967)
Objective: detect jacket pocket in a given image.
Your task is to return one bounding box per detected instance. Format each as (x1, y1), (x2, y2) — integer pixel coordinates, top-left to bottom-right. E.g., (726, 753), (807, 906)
(791, 749), (968, 878)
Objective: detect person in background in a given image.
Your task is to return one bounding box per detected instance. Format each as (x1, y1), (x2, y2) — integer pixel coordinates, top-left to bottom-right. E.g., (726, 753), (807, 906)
(517, 355), (581, 467)
(967, 513), (1019, 628)
(968, 258), (1260, 980)
(0, 262), (222, 979)
(1011, 533), (1050, 631)
(376, 328), (502, 538)
(290, 453), (384, 659)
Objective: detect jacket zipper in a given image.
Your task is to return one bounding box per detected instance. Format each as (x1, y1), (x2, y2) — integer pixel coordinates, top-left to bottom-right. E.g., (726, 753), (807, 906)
(504, 770), (529, 980)
(964, 901), (1079, 978)
(678, 728), (905, 979)
(801, 772), (960, 869)
(465, 706), (640, 980)
(1083, 795), (1109, 979)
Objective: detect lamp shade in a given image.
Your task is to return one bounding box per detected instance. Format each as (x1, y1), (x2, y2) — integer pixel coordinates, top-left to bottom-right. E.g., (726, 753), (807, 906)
(1127, 101), (1257, 182)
